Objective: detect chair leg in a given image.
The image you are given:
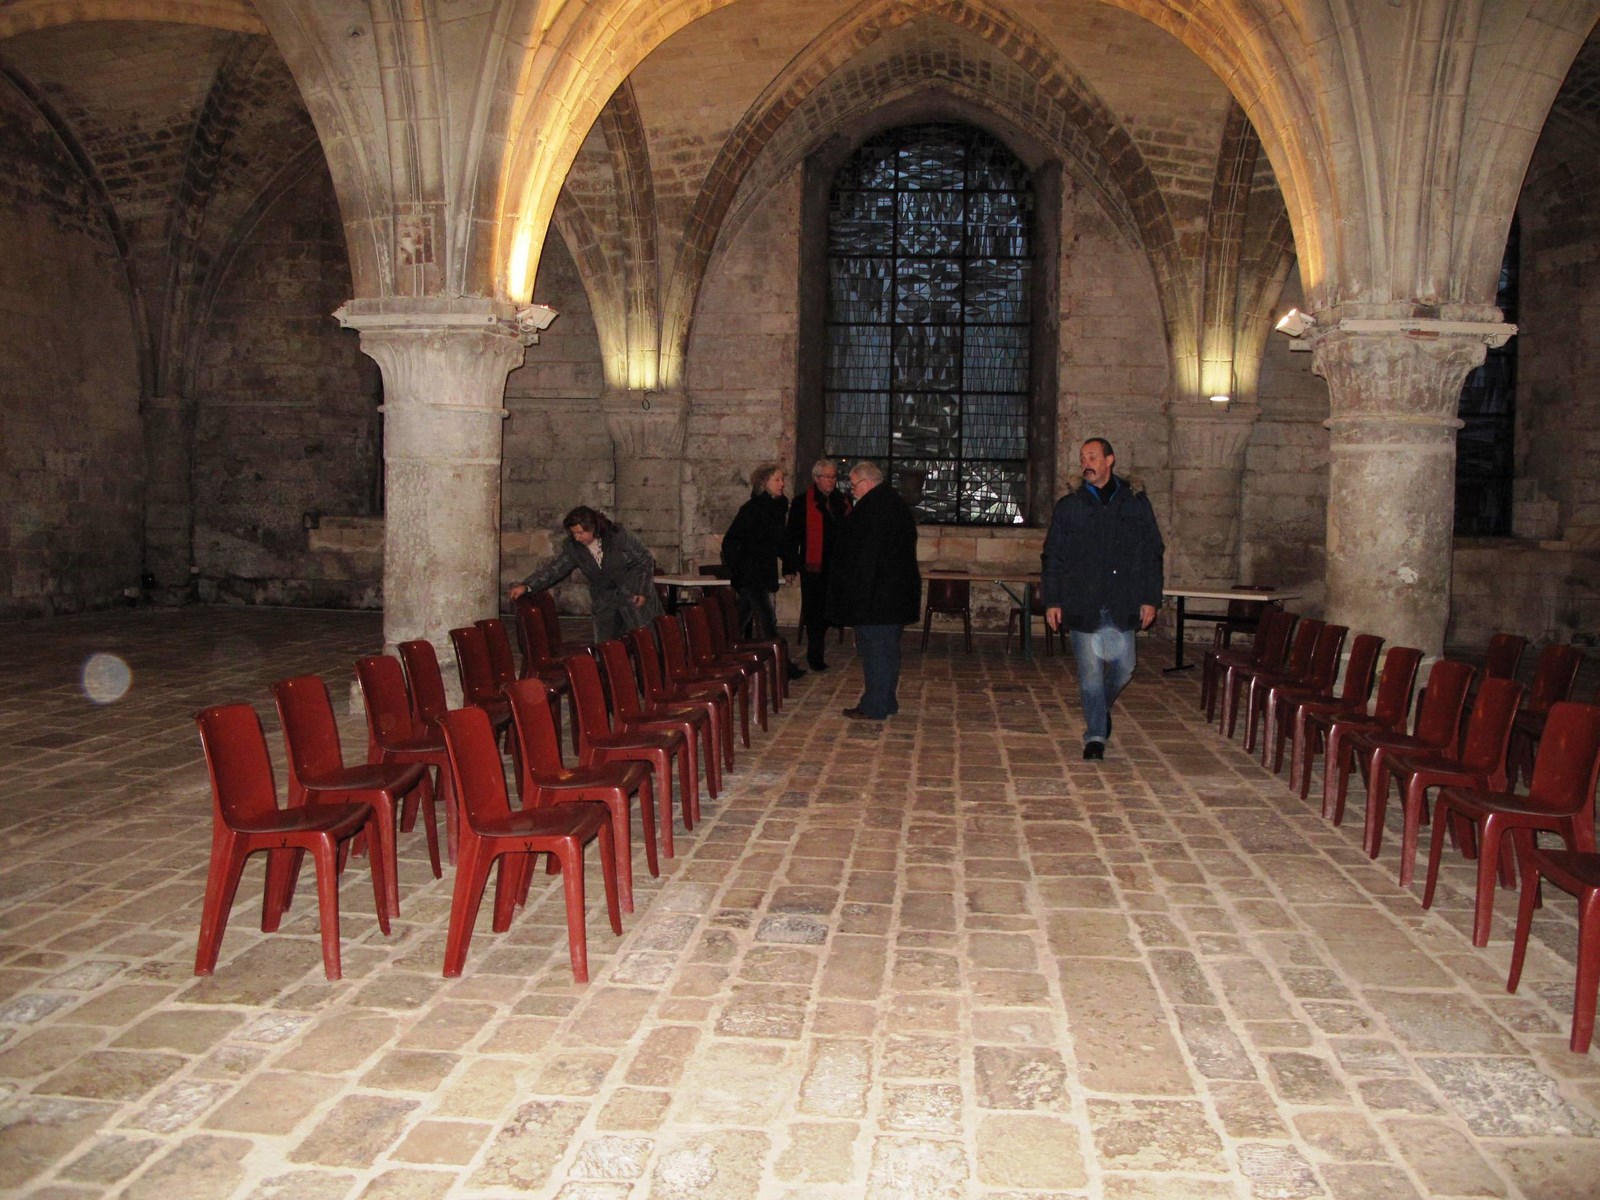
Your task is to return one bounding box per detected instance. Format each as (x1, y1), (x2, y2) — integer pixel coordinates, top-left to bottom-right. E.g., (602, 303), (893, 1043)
(308, 834), (345, 982)
(1470, 817), (1511, 947)
(195, 833), (248, 976)
(553, 837), (589, 984)
(597, 817), (623, 937)
(1571, 886), (1600, 1053)
(962, 612), (972, 653)
(1506, 840), (1543, 995)
(443, 835), (492, 978)
(418, 783), (442, 879)
(638, 772), (660, 877)
(1361, 755), (1394, 860)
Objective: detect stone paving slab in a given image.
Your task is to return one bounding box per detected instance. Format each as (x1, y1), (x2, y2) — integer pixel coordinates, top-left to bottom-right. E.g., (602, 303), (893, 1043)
(0, 609), (1597, 1197)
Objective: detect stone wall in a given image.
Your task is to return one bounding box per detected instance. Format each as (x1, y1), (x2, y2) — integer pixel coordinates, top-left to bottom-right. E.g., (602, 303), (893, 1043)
(189, 161), (380, 608)
(0, 75), (143, 619)
(502, 232), (612, 616)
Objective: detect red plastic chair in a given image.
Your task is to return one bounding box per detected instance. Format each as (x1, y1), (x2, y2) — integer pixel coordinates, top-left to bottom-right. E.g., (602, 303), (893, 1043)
(513, 595), (581, 753)
(355, 654), (457, 863)
(629, 624), (737, 768)
(436, 705), (620, 982)
(1203, 606), (1293, 723)
(1215, 608), (1298, 731)
(709, 586), (787, 705)
(194, 703), (389, 981)
(504, 677), (655, 913)
(1223, 617), (1319, 740)
(532, 588), (596, 659)
(271, 675), (436, 920)
(1266, 632), (1380, 776)
(1484, 632), (1530, 680)
(656, 613), (752, 747)
(921, 577), (973, 652)
(476, 617), (519, 690)
(398, 639), (452, 733)
(600, 636), (718, 809)
(1243, 622), (1345, 757)
(448, 625), (514, 728)
(1426, 702), (1600, 946)
(684, 601), (771, 724)
(1507, 645), (1585, 788)
(1507, 848), (1600, 1052)
(1364, 676), (1522, 886)
(1323, 659), (1474, 831)
(1298, 646), (1420, 801)
(566, 649), (692, 857)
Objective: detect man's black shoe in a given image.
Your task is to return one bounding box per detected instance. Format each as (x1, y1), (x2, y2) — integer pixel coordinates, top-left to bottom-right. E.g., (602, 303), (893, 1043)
(1083, 741), (1105, 761)
(842, 707), (880, 720)
(808, 660), (828, 672)
(788, 666), (807, 681)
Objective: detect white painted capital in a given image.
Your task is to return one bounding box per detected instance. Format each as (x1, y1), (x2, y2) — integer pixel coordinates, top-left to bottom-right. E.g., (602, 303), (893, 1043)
(602, 388), (689, 458)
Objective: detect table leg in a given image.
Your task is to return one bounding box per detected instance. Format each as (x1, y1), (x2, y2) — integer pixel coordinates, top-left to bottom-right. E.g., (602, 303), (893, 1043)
(1020, 583), (1034, 662)
(1164, 595), (1192, 672)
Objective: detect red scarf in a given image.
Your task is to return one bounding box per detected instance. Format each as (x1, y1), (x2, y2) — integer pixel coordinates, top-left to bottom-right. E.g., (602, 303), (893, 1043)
(805, 486), (826, 573)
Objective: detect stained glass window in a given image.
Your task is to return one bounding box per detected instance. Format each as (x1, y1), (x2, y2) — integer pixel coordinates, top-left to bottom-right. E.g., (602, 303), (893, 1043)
(824, 124), (1033, 524)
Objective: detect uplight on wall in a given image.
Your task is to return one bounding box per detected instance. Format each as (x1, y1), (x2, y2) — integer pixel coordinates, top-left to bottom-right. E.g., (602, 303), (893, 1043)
(1209, 394), (1230, 409)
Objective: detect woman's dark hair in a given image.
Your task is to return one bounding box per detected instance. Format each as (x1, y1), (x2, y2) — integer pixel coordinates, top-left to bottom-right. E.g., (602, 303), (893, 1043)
(749, 463), (782, 498)
(562, 506), (612, 537)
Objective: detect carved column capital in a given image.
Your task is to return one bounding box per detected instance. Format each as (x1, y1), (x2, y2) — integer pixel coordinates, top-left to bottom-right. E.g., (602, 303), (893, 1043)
(601, 388), (688, 458)
(1313, 327), (1488, 431)
(1168, 404), (1261, 472)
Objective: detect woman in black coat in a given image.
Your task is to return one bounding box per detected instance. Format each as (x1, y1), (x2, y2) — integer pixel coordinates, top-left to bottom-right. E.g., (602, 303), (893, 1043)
(721, 464), (802, 676)
(510, 506), (663, 640)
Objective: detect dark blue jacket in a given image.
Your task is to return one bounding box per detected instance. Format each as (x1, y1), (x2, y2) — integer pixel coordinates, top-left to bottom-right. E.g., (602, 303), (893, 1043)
(1041, 475), (1164, 632)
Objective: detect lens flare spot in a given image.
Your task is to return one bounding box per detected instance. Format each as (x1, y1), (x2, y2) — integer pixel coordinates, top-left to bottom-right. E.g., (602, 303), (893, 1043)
(82, 653), (133, 705)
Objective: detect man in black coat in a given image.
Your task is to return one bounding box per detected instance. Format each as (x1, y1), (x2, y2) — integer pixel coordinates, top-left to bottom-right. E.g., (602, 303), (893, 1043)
(1042, 437), (1165, 760)
(783, 458), (851, 671)
(827, 461), (921, 721)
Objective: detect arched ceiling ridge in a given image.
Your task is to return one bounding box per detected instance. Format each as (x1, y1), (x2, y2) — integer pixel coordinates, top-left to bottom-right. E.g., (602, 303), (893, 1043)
(654, 0), (1183, 372)
(0, 0), (263, 40)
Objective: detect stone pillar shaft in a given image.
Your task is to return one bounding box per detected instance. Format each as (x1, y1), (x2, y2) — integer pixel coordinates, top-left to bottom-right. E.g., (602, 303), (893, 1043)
(338, 302), (524, 653)
(1166, 405), (1260, 590)
(603, 388), (688, 569)
(1314, 329), (1487, 657)
(142, 392), (197, 604)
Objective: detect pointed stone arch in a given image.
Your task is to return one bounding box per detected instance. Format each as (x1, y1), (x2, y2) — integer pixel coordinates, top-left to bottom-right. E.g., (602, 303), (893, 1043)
(0, 0), (263, 39)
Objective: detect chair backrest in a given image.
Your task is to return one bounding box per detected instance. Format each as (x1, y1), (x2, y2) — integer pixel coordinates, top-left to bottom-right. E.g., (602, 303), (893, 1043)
(503, 677), (567, 794)
(599, 638), (646, 721)
(926, 578), (970, 613)
(1225, 584), (1274, 622)
(271, 674), (346, 783)
(1280, 618), (1324, 679)
(449, 625), (500, 707)
(1484, 632), (1529, 680)
(1337, 634), (1384, 703)
(1525, 644), (1583, 716)
(654, 613), (699, 681)
(532, 590), (567, 650)
(565, 651), (615, 742)
(710, 587), (741, 640)
(1255, 608), (1298, 668)
(1412, 659), (1476, 751)
(196, 703), (279, 825)
(1459, 676), (1524, 774)
(355, 654), (423, 755)
(398, 639), (450, 729)
(682, 603), (717, 662)
(512, 595), (544, 675)
(699, 597), (734, 655)
(437, 705), (512, 829)
(630, 625), (671, 701)
(476, 618), (519, 688)
(1302, 624), (1349, 691)
(1527, 702), (1600, 815)
(1370, 646), (1423, 728)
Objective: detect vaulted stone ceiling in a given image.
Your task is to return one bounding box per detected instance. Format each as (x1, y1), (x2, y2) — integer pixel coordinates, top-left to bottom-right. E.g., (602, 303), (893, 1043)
(0, 19), (319, 393)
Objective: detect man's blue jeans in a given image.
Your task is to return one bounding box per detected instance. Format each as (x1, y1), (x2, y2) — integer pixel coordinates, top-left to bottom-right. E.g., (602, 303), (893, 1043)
(853, 624), (903, 718)
(1070, 611), (1137, 746)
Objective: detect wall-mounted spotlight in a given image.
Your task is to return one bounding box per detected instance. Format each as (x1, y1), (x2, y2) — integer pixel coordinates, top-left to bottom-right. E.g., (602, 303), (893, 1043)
(1209, 394), (1231, 410)
(1274, 307), (1316, 337)
(516, 303), (559, 333)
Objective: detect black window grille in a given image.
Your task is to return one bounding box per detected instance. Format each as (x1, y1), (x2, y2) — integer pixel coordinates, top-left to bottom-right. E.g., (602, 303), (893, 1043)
(1455, 217), (1518, 537)
(824, 123), (1033, 524)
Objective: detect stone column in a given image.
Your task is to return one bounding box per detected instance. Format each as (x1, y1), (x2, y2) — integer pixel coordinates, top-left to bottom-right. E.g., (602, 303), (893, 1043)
(1313, 324), (1505, 657)
(1166, 404), (1260, 590)
(602, 388), (689, 569)
(141, 392), (197, 605)
(336, 300), (525, 654)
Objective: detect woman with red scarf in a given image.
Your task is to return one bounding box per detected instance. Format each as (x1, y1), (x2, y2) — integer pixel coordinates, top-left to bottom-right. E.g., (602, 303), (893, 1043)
(783, 458), (852, 671)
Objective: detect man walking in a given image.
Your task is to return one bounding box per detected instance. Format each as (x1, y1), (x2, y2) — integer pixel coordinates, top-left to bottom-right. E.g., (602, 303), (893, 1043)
(827, 461), (921, 721)
(1043, 438), (1165, 760)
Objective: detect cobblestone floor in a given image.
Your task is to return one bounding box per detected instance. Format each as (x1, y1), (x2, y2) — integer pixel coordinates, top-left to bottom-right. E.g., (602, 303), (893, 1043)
(3, 607), (1599, 1199)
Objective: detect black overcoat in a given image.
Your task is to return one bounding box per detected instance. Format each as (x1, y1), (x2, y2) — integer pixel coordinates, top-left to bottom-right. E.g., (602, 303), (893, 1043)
(826, 484), (921, 627)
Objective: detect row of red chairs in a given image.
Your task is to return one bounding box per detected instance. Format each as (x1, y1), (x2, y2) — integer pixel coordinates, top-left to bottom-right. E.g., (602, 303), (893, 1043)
(1203, 616), (1600, 1051)
(192, 586), (793, 986)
